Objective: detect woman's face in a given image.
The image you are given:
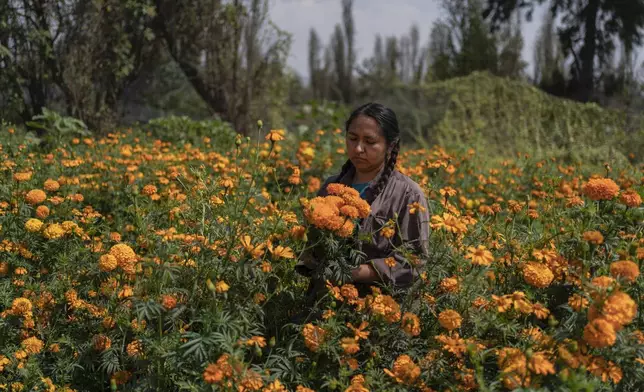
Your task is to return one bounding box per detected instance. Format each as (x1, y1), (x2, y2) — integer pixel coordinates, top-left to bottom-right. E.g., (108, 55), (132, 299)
(346, 115), (388, 173)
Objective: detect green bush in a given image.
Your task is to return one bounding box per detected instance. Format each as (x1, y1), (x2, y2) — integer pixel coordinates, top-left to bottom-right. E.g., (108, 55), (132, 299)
(145, 115), (238, 147)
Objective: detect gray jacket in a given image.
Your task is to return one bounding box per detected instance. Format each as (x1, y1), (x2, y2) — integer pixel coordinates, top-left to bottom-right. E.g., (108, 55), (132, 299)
(296, 165), (430, 287)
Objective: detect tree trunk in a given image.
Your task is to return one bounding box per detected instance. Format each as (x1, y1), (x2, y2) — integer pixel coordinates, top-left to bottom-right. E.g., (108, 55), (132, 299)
(578, 0), (599, 102)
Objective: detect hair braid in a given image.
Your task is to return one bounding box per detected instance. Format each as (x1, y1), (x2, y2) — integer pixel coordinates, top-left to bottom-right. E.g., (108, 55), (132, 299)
(365, 140), (399, 205)
(337, 159), (354, 183)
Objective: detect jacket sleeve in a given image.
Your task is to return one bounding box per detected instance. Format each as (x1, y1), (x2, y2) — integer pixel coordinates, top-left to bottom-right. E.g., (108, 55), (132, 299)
(369, 190), (430, 286)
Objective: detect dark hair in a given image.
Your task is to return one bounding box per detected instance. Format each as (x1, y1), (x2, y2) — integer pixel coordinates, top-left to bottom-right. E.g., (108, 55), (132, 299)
(337, 102), (400, 204)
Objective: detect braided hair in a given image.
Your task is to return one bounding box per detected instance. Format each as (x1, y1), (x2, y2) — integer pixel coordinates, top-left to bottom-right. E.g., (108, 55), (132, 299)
(336, 102), (401, 205)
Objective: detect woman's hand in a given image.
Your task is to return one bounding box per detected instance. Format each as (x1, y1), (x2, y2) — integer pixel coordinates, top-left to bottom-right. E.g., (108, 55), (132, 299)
(351, 263), (380, 283)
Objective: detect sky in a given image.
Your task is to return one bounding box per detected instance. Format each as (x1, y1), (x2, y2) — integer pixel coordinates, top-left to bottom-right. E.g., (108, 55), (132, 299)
(269, 0), (548, 81)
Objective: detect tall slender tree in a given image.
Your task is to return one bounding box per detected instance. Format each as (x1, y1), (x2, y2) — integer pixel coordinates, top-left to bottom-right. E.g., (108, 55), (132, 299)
(342, 0), (355, 103)
(485, 0), (644, 102)
(308, 28), (322, 99)
(533, 10), (566, 95)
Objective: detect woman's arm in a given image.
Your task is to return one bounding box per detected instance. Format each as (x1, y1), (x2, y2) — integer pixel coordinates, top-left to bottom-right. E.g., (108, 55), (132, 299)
(359, 190), (430, 286)
(351, 263), (380, 283)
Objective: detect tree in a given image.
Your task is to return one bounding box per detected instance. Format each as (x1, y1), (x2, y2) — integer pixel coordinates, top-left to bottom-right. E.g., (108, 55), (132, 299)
(0, 0), (159, 130)
(427, 21), (455, 81)
(497, 10), (527, 79)
(397, 25), (426, 84)
(484, 0), (644, 102)
(453, 0), (499, 76)
(330, 24), (347, 102)
(342, 0), (355, 103)
(154, 0), (291, 135)
(308, 28), (322, 99)
(533, 10), (567, 95)
(429, 0), (501, 79)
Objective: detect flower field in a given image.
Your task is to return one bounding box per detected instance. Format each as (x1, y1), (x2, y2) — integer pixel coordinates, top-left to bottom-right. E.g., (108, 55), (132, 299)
(0, 121), (643, 392)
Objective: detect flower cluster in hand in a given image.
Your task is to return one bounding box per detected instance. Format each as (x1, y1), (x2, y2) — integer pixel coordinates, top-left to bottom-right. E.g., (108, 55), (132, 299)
(302, 183), (370, 237)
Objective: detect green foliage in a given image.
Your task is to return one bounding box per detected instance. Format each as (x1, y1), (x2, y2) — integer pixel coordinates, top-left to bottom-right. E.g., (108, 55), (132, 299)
(25, 108), (91, 150)
(370, 72), (644, 167)
(145, 116), (237, 147)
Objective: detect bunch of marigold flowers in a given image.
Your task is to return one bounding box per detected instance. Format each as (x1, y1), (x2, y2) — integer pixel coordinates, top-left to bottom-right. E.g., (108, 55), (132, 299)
(301, 183), (370, 237)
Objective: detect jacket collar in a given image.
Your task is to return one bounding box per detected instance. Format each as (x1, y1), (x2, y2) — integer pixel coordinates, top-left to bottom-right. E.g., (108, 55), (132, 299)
(336, 164), (387, 203)
(338, 163), (386, 187)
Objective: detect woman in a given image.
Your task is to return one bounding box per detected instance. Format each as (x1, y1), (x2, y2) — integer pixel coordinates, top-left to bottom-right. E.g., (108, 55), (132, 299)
(295, 102), (430, 308)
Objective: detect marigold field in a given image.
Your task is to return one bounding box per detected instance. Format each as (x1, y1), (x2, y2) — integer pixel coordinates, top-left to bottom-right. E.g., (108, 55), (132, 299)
(0, 121), (643, 392)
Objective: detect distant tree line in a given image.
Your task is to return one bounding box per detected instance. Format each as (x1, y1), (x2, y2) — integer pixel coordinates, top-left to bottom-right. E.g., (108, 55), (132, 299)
(0, 0), (292, 134)
(1, 0), (643, 134)
(306, 0), (644, 112)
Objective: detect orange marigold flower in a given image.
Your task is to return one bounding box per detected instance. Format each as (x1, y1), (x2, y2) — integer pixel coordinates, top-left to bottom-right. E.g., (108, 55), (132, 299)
(583, 231), (604, 245)
(10, 297), (33, 316)
(339, 204), (359, 219)
(302, 324), (326, 352)
(203, 354), (233, 384)
(21, 336), (44, 354)
(438, 309), (462, 330)
(25, 189), (47, 205)
(619, 189), (642, 207)
(431, 213), (467, 234)
(340, 284), (359, 302)
(43, 223), (65, 240)
(43, 179), (60, 192)
(439, 277), (460, 293)
(267, 243), (295, 260)
(14, 172), (32, 182)
(366, 293), (401, 323)
(341, 337), (360, 355)
(111, 370), (132, 385)
(25, 218), (43, 233)
(109, 243), (137, 266)
(215, 281), (230, 293)
(263, 379), (288, 392)
(384, 257), (396, 268)
(566, 196), (585, 207)
(141, 184), (157, 195)
(568, 294), (589, 312)
(582, 178), (619, 201)
(98, 254), (118, 272)
(336, 219), (355, 238)
(126, 340), (143, 358)
(532, 303), (550, 319)
(497, 348), (528, 389)
(296, 386), (315, 392)
(160, 294), (177, 310)
(93, 334), (112, 352)
(348, 321), (370, 340)
(408, 201), (427, 215)
(600, 291), (637, 329)
(239, 369), (264, 391)
(591, 275), (615, 289)
(402, 312), (421, 336)
(35, 205), (49, 219)
(465, 245), (494, 266)
(303, 197), (343, 231)
(528, 352), (555, 375)
(265, 130), (285, 142)
(245, 336), (267, 348)
(307, 177), (321, 193)
(380, 221), (395, 239)
(384, 354), (421, 385)
(583, 319), (616, 348)
(522, 262), (554, 288)
(610, 260), (639, 283)
(289, 225), (307, 241)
